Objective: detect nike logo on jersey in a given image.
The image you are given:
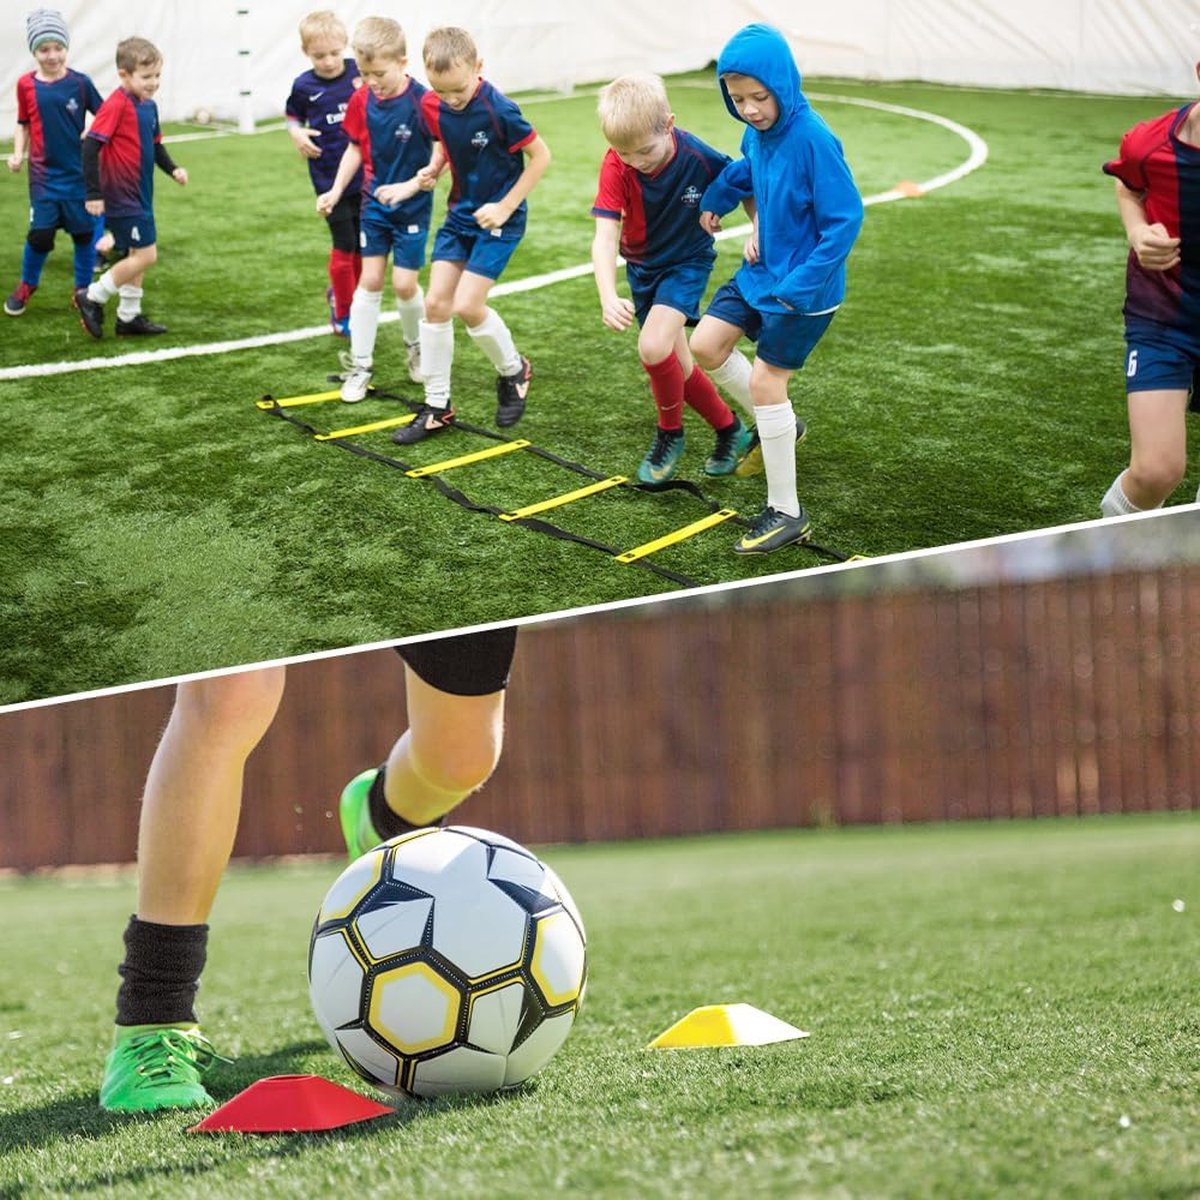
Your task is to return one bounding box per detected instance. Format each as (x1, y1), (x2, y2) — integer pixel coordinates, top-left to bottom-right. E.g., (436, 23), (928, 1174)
(309, 90), (325, 100)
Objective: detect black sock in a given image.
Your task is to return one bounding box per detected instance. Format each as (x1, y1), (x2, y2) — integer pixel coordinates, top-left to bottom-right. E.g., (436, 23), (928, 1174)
(367, 763), (438, 840)
(115, 915), (209, 1027)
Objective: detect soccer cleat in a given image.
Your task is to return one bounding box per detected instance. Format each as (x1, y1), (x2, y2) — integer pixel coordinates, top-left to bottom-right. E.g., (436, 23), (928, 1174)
(333, 316), (350, 338)
(495, 355), (532, 427)
(4, 282), (35, 316)
(704, 416), (754, 476)
(733, 504), (812, 555)
(340, 363), (373, 403)
(734, 417), (808, 478)
(115, 314), (168, 336)
(392, 403), (455, 443)
(405, 340), (422, 383)
(637, 427), (686, 484)
(99, 1026), (223, 1113)
(339, 768), (384, 861)
(73, 287), (104, 338)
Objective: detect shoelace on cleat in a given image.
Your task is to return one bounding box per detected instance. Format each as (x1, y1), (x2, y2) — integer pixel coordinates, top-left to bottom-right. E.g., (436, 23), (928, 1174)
(127, 1029), (227, 1084)
(646, 430), (680, 466)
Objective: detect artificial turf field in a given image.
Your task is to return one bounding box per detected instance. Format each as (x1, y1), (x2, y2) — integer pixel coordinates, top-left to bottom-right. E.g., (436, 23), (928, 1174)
(2, 77), (1198, 702)
(1, 814), (1196, 1198)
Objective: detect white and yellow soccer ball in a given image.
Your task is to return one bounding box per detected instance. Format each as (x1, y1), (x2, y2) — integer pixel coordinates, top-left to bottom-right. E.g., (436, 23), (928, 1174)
(308, 826), (587, 1098)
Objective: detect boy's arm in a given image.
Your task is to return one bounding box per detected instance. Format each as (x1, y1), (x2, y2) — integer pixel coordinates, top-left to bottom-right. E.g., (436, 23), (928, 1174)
(474, 135), (550, 230)
(1116, 179), (1180, 271)
(154, 143), (187, 186)
(416, 141), (446, 189)
(772, 142), (864, 311)
(287, 118), (322, 159)
(81, 136), (103, 214)
(316, 142), (363, 213)
(591, 217), (635, 331)
(699, 158), (754, 229)
(7, 123), (27, 172)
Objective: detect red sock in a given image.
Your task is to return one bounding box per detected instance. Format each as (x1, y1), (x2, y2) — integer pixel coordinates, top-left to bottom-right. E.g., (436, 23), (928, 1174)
(642, 353), (685, 430)
(328, 249), (359, 320)
(683, 366), (735, 430)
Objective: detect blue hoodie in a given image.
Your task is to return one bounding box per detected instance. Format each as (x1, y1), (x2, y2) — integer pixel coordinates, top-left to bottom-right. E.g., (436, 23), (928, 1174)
(701, 24), (863, 316)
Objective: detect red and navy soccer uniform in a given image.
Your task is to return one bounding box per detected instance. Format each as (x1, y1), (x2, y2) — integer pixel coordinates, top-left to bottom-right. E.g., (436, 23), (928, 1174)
(421, 79), (536, 241)
(87, 88), (163, 219)
(592, 128), (729, 325)
(1104, 105), (1200, 391)
(285, 60), (362, 198)
(17, 68), (102, 229)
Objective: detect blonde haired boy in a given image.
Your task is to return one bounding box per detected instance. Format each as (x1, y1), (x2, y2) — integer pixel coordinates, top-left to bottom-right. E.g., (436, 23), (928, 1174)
(392, 25), (551, 442)
(592, 72), (753, 482)
(318, 16), (433, 400)
(286, 10), (363, 336)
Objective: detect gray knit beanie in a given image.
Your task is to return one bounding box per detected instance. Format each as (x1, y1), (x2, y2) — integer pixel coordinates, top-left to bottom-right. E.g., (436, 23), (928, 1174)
(27, 8), (70, 53)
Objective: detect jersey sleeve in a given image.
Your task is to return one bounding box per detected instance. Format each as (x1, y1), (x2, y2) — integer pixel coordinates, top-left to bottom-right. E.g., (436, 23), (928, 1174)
(285, 76), (308, 124)
(152, 104), (162, 145)
(1102, 123), (1151, 192)
(86, 92), (122, 143)
(591, 150), (625, 219)
(342, 87), (368, 145)
(16, 75), (33, 124)
(420, 89), (443, 143)
(497, 93), (536, 154)
(696, 136), (732, 181)
(83, 74), (103, 115)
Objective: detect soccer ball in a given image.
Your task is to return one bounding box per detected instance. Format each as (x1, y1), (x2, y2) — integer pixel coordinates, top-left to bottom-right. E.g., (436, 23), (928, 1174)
(308, 825), (587, 1098)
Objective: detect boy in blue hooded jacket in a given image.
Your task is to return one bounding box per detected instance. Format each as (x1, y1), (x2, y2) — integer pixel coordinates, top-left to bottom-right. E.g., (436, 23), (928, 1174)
(692, 23), (863, 554)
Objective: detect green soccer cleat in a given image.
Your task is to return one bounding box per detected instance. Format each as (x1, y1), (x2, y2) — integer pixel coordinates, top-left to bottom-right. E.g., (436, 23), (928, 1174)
(637, 427), (686, 484)
(339, 768), (385, 861)
(704, 416), (754, 476)
(733, 504), (812, 555)
(99, 1025), (222, 1113)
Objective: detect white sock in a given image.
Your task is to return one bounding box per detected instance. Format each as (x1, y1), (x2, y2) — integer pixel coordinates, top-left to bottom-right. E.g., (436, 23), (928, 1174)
(1100, 473), (1149, 517)
(420, 318), (454, 409)
(757, 401), (800, 517)
(349, 287), (382, 368)
(396, 286), (423, 346)
(88, 269), (118, 304)
(116, 285), (143, 322)
(710, 349), (755, 421)
(466, 307), (521, 376)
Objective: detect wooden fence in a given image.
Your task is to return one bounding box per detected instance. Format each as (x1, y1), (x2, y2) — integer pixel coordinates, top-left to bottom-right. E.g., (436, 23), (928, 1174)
(2, 565), (1197, 870)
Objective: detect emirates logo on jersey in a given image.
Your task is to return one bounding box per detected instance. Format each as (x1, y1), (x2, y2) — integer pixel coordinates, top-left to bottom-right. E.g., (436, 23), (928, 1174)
(395, 123), (412, 141)
(471, 130), (489, 150)
(681, 185), (701, 207)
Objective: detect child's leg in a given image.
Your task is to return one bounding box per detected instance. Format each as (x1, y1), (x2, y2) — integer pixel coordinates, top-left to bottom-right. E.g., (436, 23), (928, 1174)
(89, 245), (155, 304)
(19, 227), (56, 290)
(750, 357), (802, 517)
(70, 229), (97, 288)
(421, 259), (466, 410)
(639, 306), (690, 431)
(393, 264), (424, 382)
(459, 273), (522, 376)
(1103, 389), (1190, 514)
(348, 255), (387, 366)
(326, 194), (360, 323)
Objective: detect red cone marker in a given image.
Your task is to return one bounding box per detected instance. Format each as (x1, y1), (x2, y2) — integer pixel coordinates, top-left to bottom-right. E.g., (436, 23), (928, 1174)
(188, 1074), (394, 1133)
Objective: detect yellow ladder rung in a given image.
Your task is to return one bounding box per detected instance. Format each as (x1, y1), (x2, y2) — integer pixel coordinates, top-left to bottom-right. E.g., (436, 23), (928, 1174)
(615, 509), (738, 564)
(406, 440), (530, 478)
(315, 413), (415, 441)
(258, 388), (362, 410)
(500, 475), (627, 521)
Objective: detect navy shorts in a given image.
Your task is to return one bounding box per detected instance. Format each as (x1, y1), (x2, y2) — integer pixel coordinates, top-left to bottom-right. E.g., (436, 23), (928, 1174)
(360, 199), (427, 268)
(107, 212), (156, 252)
(395, 627), (517, 696)
(627, 256), (714, 327)
(705, 276), (835, 370)
(1124, 316), (1200, 397)
(432, 221), (522, 280)
(29, 196), (93, 236)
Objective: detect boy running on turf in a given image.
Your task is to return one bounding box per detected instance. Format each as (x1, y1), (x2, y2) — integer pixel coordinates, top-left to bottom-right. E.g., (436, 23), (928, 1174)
(591, 72), (755, 483)
(692, 24), (863, 553)
(74, 36), (188, 338)
(392, 25), (551, 443)
(5, 8), (104, 318)
(318, 16), (432, 400)
(285, 10), (363, 337)
(1099, 75), (1200, 516)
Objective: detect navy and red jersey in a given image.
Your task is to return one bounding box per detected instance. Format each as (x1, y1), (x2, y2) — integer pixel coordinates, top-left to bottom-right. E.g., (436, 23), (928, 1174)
(421, 79), (537, 236)
(285, 59), (362, 197)
(592, 128), (730, 271)
(16, 68), (103, 202)
(342, 78), (434, 225)
(1104, 104), (1200, 330)
(86, 88), (162, 218)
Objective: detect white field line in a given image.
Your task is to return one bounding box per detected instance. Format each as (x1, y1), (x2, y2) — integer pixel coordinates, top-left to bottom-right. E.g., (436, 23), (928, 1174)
(0, 95), (986, 383)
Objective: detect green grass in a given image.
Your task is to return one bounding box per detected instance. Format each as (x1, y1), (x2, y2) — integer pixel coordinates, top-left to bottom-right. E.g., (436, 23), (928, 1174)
(1, 814), (1197, 1198)
(2, 78), (1195, 701)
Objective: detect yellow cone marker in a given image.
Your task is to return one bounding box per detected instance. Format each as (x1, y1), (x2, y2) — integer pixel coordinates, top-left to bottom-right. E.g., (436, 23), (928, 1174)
(647, 1003), (809, 1049)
